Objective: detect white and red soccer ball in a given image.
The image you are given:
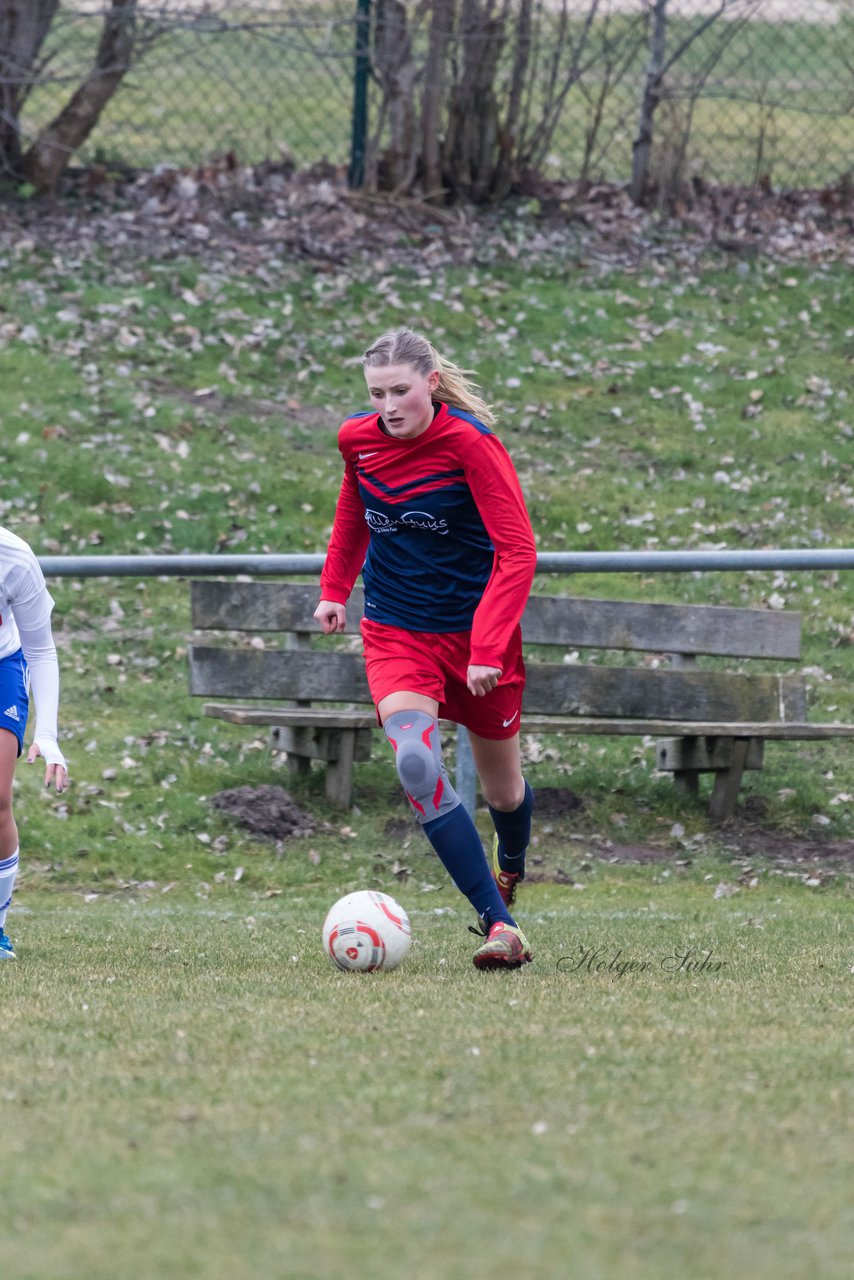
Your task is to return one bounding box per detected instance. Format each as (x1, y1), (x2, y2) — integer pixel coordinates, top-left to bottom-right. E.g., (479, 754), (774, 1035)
(322, 890), (412, 972)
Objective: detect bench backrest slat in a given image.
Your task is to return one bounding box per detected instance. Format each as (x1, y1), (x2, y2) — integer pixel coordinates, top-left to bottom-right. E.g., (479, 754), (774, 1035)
(189, 646), (806, 723)
(523, 665), (806, 721)
(520, 594), (800, 659)
(189, 647), (371, 703)
(191, 581), (337, 633)
(190, 581), (801, 660)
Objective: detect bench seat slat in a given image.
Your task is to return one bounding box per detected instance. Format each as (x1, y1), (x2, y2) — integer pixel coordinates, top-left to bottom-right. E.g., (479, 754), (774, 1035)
(202, 703), (854, 740)
(519, 717), (854, 739)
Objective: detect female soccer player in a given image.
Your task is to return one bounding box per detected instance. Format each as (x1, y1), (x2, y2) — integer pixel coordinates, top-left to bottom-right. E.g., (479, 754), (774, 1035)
(0, 526), (68, 960)
(314, 327), (537, 969)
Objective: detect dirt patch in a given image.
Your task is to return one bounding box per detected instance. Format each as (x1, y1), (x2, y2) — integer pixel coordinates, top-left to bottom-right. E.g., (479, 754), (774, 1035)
(527, 786), (854, 876)
(210, 784), (316, 841)
(717, 829), (854, 873)
(534, 787), (586, 819)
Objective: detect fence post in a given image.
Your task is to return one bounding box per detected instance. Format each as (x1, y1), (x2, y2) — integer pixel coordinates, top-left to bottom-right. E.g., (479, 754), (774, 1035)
(348, 0), (371, 189)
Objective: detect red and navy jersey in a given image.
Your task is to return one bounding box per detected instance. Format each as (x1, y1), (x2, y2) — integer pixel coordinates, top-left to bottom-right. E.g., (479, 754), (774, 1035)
(320, 402), (537, 670)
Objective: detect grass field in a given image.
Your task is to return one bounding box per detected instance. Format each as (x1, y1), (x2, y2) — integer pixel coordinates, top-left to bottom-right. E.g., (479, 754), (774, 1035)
(4, 878), (853, 1280)
(1, 230), (853, 1277)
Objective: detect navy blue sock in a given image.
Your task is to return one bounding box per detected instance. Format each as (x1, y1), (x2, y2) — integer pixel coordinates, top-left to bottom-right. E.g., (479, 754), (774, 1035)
(488, 780), (534, 876)
(423, 805), (515, 927)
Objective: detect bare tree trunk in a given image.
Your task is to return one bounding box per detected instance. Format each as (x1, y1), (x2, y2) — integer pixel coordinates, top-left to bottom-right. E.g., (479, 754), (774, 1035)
(0, 0), (60, 177)
(21, 0), (137, 193)
(630, 0), (667, 205)
(492, 0), (532, 197)
(443, 0), (506, 203)
(421, 0), (453, 199)
(373, 0), (418, 192)
(631, 1), (758, 206)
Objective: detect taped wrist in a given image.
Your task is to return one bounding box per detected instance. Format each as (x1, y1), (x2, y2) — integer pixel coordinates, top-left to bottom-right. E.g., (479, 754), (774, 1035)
(33, 736), (67, 769)
(383, 710), (461, 825)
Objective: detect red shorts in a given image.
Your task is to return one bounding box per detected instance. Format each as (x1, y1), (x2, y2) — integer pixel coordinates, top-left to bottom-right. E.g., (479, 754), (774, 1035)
(360, 618), (525, 740)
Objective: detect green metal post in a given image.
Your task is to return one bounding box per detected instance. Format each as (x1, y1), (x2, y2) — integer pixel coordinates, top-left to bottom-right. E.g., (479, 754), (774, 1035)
(348, 0), (371, 189)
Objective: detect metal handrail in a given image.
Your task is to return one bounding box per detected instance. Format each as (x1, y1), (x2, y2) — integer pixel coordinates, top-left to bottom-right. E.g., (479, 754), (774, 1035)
(38, 549), (854, 577)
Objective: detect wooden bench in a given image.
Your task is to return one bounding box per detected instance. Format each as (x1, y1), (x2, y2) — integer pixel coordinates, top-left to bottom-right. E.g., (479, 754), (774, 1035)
(188, 580), (854, 820)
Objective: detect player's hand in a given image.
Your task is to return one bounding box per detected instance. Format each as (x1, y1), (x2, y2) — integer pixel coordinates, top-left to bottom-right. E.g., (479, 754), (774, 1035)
(27, 740), (68, 793)
(314, 599), (347, 634)
(467, 664), (502, 697)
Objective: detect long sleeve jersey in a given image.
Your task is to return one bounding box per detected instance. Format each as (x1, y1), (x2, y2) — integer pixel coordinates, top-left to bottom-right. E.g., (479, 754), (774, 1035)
(0, 525), (63, 758)
(320, 402), (537, 671)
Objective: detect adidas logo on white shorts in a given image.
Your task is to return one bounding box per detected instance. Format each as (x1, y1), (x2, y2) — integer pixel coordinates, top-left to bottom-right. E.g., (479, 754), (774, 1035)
(3, 706), (19, 721)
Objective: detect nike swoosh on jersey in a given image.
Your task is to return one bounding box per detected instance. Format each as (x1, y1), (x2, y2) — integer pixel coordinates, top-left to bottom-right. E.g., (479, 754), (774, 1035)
(358, 451), (380, 459)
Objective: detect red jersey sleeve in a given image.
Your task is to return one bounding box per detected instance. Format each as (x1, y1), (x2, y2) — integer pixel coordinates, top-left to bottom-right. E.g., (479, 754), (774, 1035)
(319, 457), (370, 604)
(464, 433), (537, 670)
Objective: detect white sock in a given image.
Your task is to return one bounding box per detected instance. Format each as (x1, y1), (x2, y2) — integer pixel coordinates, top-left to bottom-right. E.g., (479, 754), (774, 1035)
(0, 847), (19, 928)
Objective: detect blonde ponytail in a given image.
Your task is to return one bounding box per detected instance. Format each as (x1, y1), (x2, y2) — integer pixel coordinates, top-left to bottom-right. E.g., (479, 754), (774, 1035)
(362, 327), (496, 428)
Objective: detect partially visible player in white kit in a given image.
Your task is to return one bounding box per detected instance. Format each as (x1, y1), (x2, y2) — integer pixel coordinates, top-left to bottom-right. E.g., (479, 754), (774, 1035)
(0, 526), (68, 960)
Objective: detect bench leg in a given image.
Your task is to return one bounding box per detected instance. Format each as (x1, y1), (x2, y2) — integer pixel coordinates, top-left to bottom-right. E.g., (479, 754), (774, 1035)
(709, 738), (750, 823)
(325, 730), (357, 810)
(270, 727), (311, 777)
(287, 756), (311, 778)
(673, 769), (700, 798)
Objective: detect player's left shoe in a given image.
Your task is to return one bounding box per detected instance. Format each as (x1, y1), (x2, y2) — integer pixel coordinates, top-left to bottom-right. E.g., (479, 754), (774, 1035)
(472, 921), (532, 970)
(492, 833), (523, 908)
(0, 928), (16, 960)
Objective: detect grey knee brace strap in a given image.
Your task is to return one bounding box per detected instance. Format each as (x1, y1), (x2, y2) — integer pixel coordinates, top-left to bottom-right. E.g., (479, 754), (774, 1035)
(383, 710), (461, 825)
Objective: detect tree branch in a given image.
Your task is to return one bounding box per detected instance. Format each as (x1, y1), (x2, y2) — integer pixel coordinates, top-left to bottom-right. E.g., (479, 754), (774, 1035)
(22, 0), (138, 192)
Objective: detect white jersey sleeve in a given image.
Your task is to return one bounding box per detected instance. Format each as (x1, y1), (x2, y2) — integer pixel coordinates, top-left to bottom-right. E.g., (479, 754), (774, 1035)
(0, 527), (55, 660)
(17, 617), (65, 767)
(0, 527), (64, 764)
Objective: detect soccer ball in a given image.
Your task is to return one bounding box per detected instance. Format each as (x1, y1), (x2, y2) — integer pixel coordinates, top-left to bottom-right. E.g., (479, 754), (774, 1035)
(322, 890), (412, 972)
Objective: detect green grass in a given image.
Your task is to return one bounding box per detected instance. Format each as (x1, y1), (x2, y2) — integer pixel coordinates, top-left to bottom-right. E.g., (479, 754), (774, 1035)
(1, 235), (854, 1276)
(3, 247), (854, 838)
(4, 876), (852, 1280)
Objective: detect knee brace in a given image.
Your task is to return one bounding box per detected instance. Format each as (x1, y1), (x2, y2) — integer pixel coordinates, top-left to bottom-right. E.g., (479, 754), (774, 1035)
(383, 710), (461, 825)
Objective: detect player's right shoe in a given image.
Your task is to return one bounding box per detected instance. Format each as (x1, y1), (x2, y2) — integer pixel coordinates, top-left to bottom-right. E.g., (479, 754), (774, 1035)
(0, 928), (16, 960)
(472, 921), (532, 970)
(492, 833), (523, 908)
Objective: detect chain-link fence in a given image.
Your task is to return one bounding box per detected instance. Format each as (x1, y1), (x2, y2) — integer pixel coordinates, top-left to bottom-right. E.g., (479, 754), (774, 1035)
(20, 2), (359, 171)
(12, 1), (854, 193)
